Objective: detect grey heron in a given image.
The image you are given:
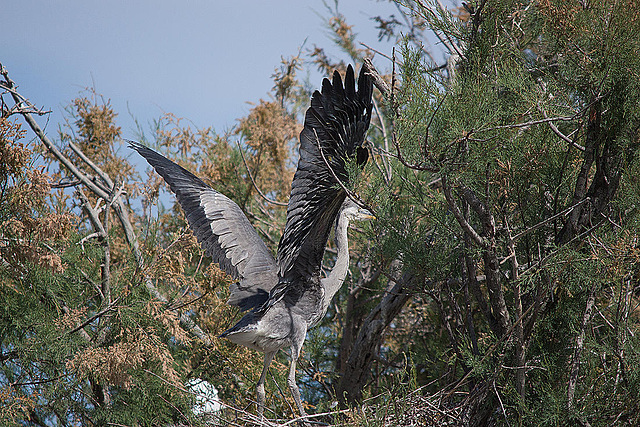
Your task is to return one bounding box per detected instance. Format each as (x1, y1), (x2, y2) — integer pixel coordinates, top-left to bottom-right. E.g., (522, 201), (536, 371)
(130, 64), (373, 420)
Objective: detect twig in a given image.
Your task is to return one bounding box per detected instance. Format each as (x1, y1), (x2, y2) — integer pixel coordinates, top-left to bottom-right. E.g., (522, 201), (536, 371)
(414, 0), (466, 59)
(441, 176), (485, 247)
(511, 197), (590, 242)
(279, 408), (351, 426)
(236, 142), (288, 207)
(505, 218), (525, 400)
(477, 115), (574, 132)
(547, 115), (584, 151)
(363, 58), (391, 98)
(12, 375), (67, 388)
(493, 379), (511, 427)
(65, 297), (121, 336)
(168, 291), (210, 311)
(360, 43), (397, 65)
(423, 92), (448, 157)
(313, 128), (372, 213)
(444, 299), (535, 399)
(371, 96), (392, 182)
(434, 0), (466, 58)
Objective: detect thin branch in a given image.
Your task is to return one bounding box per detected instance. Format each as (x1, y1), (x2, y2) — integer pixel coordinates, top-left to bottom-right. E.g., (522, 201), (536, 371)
(505, 218), (525, 400)
(12, 375), (67, 388)
(363, 58), (391, 98)
(567, 288), (596, 411)
(360, 43), (397, 65)
(512, 197), (590, 242)
(434, 0), (466, 58)
(493, 379), (511, 427)
(477, 115), (575, 133)
(314, 128), (372, 213)
(445, 296), (536, 398)
(102, 185), (113, 308)
(279, 408), (351, 426)
(69, 141), (115, 187)
(371, 96), (392, 182)
(423, 92), (448, 157)
(236, 142), (288, 207)
(65, 298), (121, 336)
(0, 71), (51, 117)
(441, 176), (485, 247)
(545, 114), (584, 151)
(50, 177), (81, 188)
(414, 0), (465, 59)
(77, 189), (107, 239)
(521, 220), (606, 278)
(168, 291), (210, 311)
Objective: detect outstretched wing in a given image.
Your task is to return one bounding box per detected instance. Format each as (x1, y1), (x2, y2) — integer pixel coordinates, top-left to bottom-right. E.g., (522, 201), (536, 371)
(275, 64), (373, 290)
(130, 142), (278, 311)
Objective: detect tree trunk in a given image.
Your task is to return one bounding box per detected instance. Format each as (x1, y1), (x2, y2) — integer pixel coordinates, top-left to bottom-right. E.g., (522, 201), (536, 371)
(336, 270), (412, 405)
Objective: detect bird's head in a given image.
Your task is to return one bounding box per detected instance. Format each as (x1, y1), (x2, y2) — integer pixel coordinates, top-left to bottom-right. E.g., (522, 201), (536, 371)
(341, 199), (376, 223)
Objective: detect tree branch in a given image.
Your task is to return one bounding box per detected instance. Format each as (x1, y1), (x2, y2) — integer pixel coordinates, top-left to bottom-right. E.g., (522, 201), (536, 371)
(236, 142), (288, 207)
(441, 176), (485, 247)
(363, 58), (391, 98)
(337, 261), (412, 404)
(567, 288), (596, 411)
(1, 64), (212, 346)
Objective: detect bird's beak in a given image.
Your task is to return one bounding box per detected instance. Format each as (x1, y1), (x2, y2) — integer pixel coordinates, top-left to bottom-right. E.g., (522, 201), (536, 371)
(361, 209), (376, 220)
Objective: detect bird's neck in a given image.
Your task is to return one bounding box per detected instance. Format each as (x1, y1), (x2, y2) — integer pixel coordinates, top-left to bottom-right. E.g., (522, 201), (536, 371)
(322, 214), (351, 307)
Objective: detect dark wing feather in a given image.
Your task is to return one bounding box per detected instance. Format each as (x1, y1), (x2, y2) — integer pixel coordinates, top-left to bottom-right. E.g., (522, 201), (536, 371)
(274, 64), (373, 291)
(130, 142), (278, 311)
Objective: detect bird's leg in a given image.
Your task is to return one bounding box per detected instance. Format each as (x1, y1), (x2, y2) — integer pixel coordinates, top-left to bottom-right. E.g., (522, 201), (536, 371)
(257, 351), (275, 422)
(288, 346), (309, 423)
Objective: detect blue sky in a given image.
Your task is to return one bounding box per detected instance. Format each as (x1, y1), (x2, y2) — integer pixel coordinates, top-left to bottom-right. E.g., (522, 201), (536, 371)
(2, 0), (428, 140)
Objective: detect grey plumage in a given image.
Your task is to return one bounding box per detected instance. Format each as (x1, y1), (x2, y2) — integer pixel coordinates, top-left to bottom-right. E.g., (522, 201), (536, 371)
(128, 143), (278, 311)
(130, 64), (373, 421)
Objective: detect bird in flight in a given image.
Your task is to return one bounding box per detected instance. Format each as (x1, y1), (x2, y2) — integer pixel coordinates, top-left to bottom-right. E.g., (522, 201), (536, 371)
(130, 63), (374, 422)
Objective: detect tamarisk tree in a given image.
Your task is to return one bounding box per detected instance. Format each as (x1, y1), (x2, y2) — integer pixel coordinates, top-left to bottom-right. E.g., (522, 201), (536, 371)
(347, 0), (640, 425)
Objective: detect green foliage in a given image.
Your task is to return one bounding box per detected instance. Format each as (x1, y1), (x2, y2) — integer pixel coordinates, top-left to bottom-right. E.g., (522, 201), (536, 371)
(363, 0), (640, 425)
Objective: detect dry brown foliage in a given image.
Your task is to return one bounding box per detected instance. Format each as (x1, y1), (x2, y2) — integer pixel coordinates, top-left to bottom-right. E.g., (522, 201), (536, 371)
(66, 323), (182, 389)
(0, 118), (76, 275)
(54, 306), (89, 331)
(0, 385), (36, 425)
(237, 100), (299, 200)
(58, 90), (135, 195)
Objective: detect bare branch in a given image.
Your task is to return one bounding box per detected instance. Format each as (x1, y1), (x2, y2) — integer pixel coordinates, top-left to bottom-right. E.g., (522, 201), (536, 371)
(371, 96), (392, 182)
(511, 197), (590, 242)
(314, 128), (373, 213)
(363, 58), (391, 98)
(51, 177), (81, 188)
(65, 297), (121, 337)
(236, 142), (288, 207)
(360, 43), (397, 65)
(477, 115), (575, 133)
(441, 176), (485, 247)
(1, 69), (112, 201)
(538, 105), (585, 151)
(69, 141), (115, 188)
(505, 218), (525, 399)
(567, 288), (596, 411)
